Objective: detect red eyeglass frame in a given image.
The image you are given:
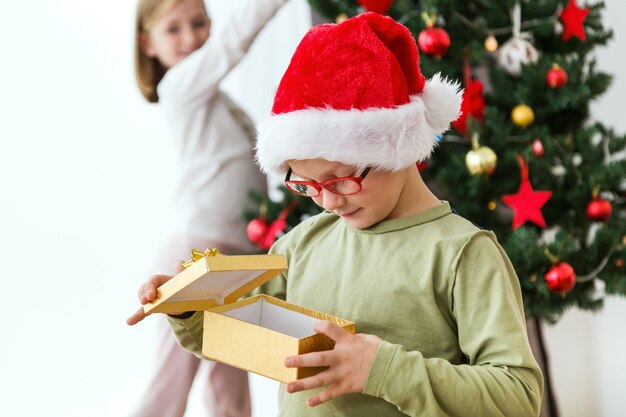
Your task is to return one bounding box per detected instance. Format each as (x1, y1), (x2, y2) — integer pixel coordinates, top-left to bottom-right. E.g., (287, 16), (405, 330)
(284, 167), (371, 197)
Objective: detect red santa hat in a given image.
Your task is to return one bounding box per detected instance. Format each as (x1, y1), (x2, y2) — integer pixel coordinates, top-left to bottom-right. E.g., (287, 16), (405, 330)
(256, 12), (462, 175)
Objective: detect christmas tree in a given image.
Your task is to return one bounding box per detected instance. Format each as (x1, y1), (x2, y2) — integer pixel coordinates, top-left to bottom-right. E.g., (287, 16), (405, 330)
(246, 0), (626, 325)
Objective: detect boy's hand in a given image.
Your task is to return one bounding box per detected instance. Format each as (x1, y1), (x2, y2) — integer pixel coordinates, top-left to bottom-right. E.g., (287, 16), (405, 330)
(126, 274), (174, 326)
(284, 320), (382, 407)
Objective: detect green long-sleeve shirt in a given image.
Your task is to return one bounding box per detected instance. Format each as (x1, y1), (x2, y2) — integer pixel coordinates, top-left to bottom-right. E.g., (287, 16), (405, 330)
(169, 201), (543, 416)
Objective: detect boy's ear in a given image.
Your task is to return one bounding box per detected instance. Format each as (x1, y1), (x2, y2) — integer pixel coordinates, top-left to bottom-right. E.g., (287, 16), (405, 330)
(138, 32), (155, 57)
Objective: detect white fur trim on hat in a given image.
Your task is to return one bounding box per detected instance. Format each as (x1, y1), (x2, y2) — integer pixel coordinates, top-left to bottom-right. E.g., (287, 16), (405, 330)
(256, 73), (462, 175)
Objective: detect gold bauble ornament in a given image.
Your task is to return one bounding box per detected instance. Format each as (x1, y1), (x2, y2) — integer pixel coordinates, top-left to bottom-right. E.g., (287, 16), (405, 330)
(511, 104), (534, 128)
(336, 13), (349, 24)
(484, 34), (498, 52)
(465, 134), (497, 175)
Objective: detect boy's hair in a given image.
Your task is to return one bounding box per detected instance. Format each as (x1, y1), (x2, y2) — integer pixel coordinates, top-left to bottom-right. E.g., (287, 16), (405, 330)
(134, 0), (209, 103)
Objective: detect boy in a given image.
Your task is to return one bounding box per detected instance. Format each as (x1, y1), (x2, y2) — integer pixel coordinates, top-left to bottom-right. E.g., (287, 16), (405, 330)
(128, 12), (543, 417)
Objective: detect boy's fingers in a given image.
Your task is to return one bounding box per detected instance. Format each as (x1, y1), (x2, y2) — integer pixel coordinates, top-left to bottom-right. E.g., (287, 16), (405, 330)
(286, 370), (336, 393)
(307, 384), (343, 407)
(129, 273), (175, 326)
(138, 283), (153, 304)
(285, 350), (336, 369)
(151, 274), (174, 287)
(138, 274), (173, 304)
(313, 320), (350, 343)
(126, 306), (148, 326)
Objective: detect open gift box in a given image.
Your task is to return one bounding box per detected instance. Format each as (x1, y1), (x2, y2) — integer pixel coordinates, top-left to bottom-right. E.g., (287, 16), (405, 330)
(144, 250), (355, 383)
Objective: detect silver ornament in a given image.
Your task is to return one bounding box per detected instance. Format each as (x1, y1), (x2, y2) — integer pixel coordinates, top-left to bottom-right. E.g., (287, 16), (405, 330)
(496, 36), (539, 76)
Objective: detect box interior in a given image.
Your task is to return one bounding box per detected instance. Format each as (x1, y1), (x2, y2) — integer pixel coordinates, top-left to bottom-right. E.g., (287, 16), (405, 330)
(167, 270), (267, 305)
(222, 298), (320, 339)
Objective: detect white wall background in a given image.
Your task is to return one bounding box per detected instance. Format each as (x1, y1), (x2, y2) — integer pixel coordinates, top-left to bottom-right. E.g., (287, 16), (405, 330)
(0, 1), (623, 416)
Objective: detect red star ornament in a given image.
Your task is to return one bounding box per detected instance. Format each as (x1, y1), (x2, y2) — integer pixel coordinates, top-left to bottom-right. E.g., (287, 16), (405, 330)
(559, 0), (589, 42)
(501, 155), (552, 230)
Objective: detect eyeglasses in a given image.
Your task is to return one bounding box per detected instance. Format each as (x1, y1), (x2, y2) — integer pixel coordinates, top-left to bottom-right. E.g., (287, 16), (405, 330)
(284, 167), (371, 197)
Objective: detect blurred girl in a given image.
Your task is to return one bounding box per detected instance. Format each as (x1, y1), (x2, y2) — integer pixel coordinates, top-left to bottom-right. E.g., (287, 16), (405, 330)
(131, 0), (285, 415)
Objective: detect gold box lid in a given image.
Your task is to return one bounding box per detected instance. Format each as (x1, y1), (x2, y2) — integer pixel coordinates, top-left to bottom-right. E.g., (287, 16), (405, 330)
(144, 250), (287, 315)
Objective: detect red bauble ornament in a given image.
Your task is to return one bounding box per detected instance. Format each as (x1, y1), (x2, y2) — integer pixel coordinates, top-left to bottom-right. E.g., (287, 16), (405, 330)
(586, 197), (613, 222)
(259, 211), (289, 250)
(532, 138), (544, 157)
(546, 64), (568, 88)
(357, 0), (393, 14)
(559, 0), (589, 42)
(418, 26), (450, 57)
(247, 218), (269, 244)
(452, 80), (485, 134)
(501, 155), (552, 230)
(544, 262), (576, 293)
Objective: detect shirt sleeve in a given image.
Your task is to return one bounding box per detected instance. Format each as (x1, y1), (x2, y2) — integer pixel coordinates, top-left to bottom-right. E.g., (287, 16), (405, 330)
(167, 311), (205, 358)
(363, 232), (544, 417)
(158, 0), (287, 110)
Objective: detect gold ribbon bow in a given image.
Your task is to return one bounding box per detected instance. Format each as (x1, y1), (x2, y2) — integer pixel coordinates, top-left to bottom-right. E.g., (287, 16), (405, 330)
(182, 248), (220, 269)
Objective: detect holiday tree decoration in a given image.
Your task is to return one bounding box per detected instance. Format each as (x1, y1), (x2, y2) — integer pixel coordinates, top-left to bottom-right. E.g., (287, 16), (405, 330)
(511, 103), (535, 128)
(544, 262), (577, 294)
(258, 209), (289, 250)
(532, 138), (544, 157)
(484, 34), (498, 52)
(586, 195), (613, 222)
(244, 187), (323, 251)
(247, 200), (299, 250)
(546, 64), (568, 88)
(496, 3), (538, 76)
(501, 155), (552, 230)
(247, 200), (270, 246)
(452, 79), (485, 134)
(453, 52), (484, 134)
(336, 12), (349, 23)
(290, 0), (626, 331)
(465, 134), (497, 175)
(417, 12), (450, 57)
(496, 36), (539, 76)
(357, 0), (393, 14)
(559, 0), (589, 42)
(247, 216), (269, 245)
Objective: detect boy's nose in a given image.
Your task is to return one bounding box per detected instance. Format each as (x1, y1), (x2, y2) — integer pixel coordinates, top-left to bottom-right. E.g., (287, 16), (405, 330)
(319, 189), (346, 211)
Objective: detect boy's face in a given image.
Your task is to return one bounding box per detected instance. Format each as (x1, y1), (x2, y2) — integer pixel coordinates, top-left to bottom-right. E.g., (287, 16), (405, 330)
(287, 159), (409, 229)
(141, 0), (211, 69)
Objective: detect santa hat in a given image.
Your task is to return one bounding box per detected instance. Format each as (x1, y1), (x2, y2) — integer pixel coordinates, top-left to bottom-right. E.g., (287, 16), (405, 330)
(256, 12), (462, 175)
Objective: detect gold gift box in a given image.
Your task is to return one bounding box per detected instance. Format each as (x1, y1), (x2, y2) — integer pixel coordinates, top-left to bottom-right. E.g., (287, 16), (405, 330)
(144, 251), (355, 383)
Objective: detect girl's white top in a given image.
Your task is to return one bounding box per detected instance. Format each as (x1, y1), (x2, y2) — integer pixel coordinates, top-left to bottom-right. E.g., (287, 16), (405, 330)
(157, 0), (285, 251)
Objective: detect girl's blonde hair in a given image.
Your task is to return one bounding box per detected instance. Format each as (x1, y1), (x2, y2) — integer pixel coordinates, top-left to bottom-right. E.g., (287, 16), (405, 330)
(134, 0), (181, 103)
